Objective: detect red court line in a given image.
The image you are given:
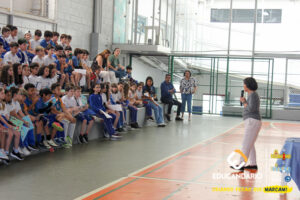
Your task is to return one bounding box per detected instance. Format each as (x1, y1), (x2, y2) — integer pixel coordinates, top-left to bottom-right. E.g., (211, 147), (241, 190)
(78, 122), (299, 200)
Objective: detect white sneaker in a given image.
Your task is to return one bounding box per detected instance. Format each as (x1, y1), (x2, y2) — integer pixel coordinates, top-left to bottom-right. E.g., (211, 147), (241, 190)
(18, 147), (24, 155)
(21, 147), (31, 156)
(43, 140), (51, 149)
(47, 139), (58, 147)
(0, 149), (8, 160)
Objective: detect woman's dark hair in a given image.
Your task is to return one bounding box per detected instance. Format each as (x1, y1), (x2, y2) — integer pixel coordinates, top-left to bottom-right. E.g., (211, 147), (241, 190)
(74, 48), (83, 56)
(184, 70), (191, 77)
(100, 83), (109, 101)
(243, 77), (258, 91)
(10, 87), (19, 98)
(145, 76), (153, 87)
(1, 65), (14, 86)
(48, 64), (56, 78)
(38, 66), (49, 77)
(13, 63), (23, 85)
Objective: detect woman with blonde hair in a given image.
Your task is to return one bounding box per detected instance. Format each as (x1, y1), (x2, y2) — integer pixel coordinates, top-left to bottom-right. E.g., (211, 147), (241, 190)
(91, 49), (117, 83)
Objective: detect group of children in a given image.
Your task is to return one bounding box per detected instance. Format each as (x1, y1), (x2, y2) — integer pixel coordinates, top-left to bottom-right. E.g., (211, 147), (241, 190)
(0, 25), (169, 165)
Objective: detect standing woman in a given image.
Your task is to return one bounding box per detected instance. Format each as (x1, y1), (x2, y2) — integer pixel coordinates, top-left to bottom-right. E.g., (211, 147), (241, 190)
(180, 70), (197, 121)
(237, 77), (261, 170)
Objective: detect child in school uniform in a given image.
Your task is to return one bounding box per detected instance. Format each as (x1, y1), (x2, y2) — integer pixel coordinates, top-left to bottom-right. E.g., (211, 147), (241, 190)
(89, 84), (121, 140)
(128, 83), (140, 128)
(100, 83), (122, 132)
(13, 63), (23, 87)
(3, 89), (24, 160)
(73, 86), (95, 143)
(24, 83), (48, 150)
(35, 88), (60, 148)
(51, 83), (76, 147)
(43, 45), (56, 66)
(22, 64), (31, 87)
(29, 62), (40, 87)
(32, 46), (45, 67)
(137, 82), (153, 121)
(0, 88), (23, 163)
(0, 65), (16, 90)
(8, 87), (36, 156)
(36, 66), (51, 91)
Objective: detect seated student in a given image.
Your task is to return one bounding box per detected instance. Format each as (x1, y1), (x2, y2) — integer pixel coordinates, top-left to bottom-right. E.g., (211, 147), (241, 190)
(125, 65), (138, 84)
(66, 35), (72, 47)
(13, 63), (23, 87)
(34, 88), (59, 148)
(100, 83), (122, 132)
(143, 76), (166, 127)
(16, 38), (29, 65)
(0, 27), (10, 55)
(36, 66), (51, 91)
(107, 48), (126, 81)
(0, 88), (23, 162)
(29, 29), (42, 52)
(123, 83), (140, 128)
(130, 82), (143, 107)
(32, 46), (45, 67)
(3, 42), (20, 65)
(72, 48), (84, 87)
(8, 87), (35, 156)
(28, 62), (40, 87)
(73, 86), (95, 143)
(0, 27), (11, 54)
(24, 31), (32, 50)
(110, 83), (127, 130)
(24, 83), (47, 149)
(51, 83), (76, 147)
(22, 64), (31, 87)
(59, 34), (67, 49)
(80, 49), (92, 90)
(53, 45), (64, 61)
(18, 89), (38, 151)
(7, 26), (18, 43)
(0, 42), (5, 69)
(43, 45), (56, 66)
(48, 64), (64, 86)
(52, 32), (59, 47)
(40, 30), (55, 48)
(89, 83), (121, 140)
(55, 54), (75, 86)
(161, 74), (183, 121)
(136, 82), (153, 120)
(0, 65), (16, 89)
(90, 65), (101, 89)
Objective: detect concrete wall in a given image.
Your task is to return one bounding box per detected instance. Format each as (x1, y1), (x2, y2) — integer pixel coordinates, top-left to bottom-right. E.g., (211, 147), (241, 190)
(0, 0), (114, 55)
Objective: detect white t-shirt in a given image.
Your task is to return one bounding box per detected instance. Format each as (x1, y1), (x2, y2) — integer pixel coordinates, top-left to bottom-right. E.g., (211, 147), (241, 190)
(3, 51), (21, 64)
(136, 90), (143, 100)
(101, 93), (108, 105)
(30, 39), (41, 50)
(32, 55), (44, 67)
(29, 75), (38, 87)
(22, 76), (30, 87)
(50, 74), (59, 85)
(111, 93), (119, 103)
(74, 96), (84, 107)
(62, 95), (76, 108)
(36, 76), (51, 91)
(0, 104), (9, 117)
(11, 100), (21, 113)
(43, 55), (56, 66)
(8, 35), (18, 43)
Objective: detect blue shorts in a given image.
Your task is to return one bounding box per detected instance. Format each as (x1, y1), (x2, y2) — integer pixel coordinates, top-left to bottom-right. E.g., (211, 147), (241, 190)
(0, 115), (9, 128)
(40, 114), (57, 127)
(76, 113), (94, 124)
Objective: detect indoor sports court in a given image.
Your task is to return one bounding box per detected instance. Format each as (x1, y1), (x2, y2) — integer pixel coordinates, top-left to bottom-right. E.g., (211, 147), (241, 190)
(0, 0), (300, 200)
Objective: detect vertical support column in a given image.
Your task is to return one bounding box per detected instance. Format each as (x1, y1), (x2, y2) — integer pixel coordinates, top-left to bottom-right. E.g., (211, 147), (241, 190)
(225, 0), (233, 103)
(284, 58), (289, 107)
(270, 59), (274, 118)
(134, 0), (139, 44)
(156, 0), (162, 45)
(129, 54), (133, 68)
(151, 0), (156, 45)
(266, 59), (270, 118)
(170, 56), (174, 83)
(251, 0), (258, 76)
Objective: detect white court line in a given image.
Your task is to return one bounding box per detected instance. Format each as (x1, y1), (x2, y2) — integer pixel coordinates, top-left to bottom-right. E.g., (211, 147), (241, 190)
(74, 121), (243, 200)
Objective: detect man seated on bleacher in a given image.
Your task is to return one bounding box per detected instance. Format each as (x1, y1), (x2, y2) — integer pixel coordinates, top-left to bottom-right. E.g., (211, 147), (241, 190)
(160, 74), (183, 121)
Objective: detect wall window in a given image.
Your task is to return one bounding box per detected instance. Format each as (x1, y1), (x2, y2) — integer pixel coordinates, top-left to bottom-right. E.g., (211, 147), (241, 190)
(211, 9), (281, 23)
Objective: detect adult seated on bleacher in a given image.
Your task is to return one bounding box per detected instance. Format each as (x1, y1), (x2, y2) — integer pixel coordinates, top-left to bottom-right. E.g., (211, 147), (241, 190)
(107, 48), (126, 82)
(160, 74), (183, 121)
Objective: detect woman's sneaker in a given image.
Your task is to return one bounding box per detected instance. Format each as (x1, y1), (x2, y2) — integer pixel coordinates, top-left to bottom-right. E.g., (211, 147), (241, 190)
(27, 145), (38, 151)
(83, 134), (88, 143)
(10, 151), (24, 161)
(42, 140), (51, 149)
(66, 136), (73, 147)
(158, 123), (166, 127)
(0, 150), (9, 160)
(21, 147), (31, 156)
(47, 139), (58, 147)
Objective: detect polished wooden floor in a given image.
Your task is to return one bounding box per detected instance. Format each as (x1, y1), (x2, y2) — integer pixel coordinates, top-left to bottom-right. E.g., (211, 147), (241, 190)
(78, 122), (300, 200)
